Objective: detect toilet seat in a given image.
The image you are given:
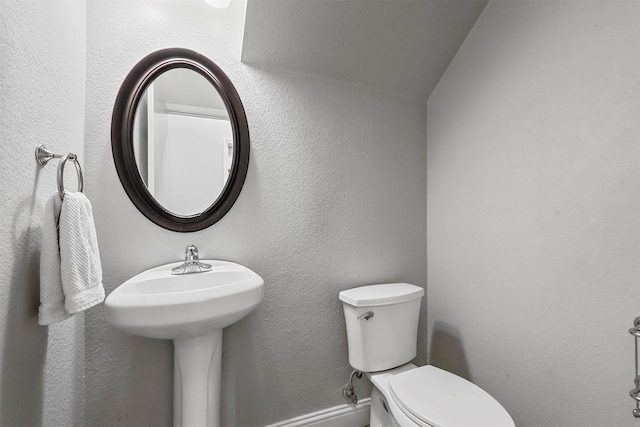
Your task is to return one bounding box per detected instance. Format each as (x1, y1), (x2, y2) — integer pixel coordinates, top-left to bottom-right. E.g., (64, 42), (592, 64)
(387, 365), (515, 427)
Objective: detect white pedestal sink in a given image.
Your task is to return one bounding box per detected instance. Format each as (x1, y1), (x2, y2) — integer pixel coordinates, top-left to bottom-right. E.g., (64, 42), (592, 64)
(105, 260), (264, 427)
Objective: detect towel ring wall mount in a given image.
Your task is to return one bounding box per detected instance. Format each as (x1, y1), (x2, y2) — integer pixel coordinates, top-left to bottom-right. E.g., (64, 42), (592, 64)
(35, 144), (84, 200)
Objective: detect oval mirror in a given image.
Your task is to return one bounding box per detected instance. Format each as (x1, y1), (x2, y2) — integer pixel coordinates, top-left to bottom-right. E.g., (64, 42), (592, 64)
(111, 48), (249, 232)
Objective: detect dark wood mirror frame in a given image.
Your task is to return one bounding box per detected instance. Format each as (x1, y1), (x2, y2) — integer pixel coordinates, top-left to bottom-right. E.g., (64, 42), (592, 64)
(111, 48), (249, 232)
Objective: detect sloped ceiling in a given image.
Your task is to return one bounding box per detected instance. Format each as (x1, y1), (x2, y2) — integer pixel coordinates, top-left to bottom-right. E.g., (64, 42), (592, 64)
(241, 0), (488, 101)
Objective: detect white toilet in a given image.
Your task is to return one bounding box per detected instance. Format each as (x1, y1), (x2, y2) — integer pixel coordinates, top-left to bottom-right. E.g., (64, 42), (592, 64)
(339, 283), (515, 427)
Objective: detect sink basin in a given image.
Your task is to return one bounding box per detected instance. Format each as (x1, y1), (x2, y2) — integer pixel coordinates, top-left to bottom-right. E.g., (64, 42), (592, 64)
(105, 259), (264, 427)
(105, 260), (264, 340)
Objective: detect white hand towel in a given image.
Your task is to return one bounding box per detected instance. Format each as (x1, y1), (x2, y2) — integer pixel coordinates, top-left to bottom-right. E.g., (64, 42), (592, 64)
(38, 194), (71, 325)
(59, 191), (105, 314)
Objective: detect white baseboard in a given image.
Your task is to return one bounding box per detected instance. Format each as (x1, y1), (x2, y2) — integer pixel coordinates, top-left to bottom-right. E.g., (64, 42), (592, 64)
(265, 398), (371, 427)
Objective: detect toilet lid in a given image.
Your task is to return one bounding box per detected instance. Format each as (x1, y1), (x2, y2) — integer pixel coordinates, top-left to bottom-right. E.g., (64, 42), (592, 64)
(388, 366), (514, 427)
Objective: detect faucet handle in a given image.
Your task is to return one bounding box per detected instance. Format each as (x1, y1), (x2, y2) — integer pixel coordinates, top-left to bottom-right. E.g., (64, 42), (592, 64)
(185, 244), (199, 261)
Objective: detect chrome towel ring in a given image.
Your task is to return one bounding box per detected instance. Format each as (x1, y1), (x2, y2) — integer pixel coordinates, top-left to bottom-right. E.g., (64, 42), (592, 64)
(35, 145), (84, 200)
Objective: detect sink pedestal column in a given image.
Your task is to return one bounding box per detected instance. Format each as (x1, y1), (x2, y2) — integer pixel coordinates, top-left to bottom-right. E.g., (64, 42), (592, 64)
(173, 330), (223, 427)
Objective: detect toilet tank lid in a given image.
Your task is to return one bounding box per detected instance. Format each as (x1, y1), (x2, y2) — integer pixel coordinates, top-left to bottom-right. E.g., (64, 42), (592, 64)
(339, 283), (424, 307)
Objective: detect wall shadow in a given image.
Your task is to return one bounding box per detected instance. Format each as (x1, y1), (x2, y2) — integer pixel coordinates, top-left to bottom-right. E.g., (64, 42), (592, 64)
(0, 191), (47, 426)
(429, 321), (471, 380)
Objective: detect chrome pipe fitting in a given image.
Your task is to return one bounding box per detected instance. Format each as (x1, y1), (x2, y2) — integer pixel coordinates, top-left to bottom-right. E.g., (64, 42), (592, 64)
(343, 369), (363, 405)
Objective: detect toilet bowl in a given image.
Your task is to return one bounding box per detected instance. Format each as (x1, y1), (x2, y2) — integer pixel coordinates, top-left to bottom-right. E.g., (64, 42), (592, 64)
(339, 283), (515, 427)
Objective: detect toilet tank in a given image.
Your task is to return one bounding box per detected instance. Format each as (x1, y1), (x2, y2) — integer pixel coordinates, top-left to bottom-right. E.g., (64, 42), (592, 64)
(339, 283), (424, 372)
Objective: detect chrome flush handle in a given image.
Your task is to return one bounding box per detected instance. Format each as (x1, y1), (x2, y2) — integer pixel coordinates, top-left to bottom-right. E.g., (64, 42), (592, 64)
(357, 311), (374, 320)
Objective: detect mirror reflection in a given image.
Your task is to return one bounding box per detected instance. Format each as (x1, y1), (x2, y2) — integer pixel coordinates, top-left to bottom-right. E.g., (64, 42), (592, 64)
(132, 68), (233, 216)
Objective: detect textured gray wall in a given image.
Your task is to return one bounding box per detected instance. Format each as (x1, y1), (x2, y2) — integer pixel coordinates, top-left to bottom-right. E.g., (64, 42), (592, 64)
(427, 1), (640, 426)
(84, 1), (428, 426)
(0, 1), (86, 426)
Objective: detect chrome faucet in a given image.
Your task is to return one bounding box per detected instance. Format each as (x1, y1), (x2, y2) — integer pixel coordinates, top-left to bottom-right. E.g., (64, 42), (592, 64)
(171, 244), (213, 275)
